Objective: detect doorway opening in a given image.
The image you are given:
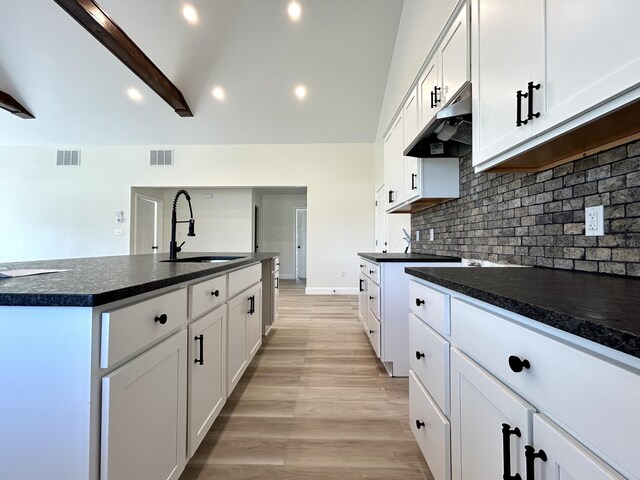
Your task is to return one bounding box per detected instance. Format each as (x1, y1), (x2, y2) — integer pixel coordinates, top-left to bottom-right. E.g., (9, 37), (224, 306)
(133, 194), (164, 254)
(295, 208), (307, 280)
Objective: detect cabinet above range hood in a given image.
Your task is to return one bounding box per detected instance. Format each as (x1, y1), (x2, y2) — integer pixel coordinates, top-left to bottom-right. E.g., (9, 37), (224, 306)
(404, 82), (472, 159)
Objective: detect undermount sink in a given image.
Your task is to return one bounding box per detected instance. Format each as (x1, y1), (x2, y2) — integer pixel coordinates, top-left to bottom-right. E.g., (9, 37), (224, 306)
(161, 255), (244, 263)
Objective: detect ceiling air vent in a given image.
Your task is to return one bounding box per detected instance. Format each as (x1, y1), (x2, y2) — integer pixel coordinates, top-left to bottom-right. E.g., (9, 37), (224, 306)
(56, 150), (80, 166)
(150, 149), (173, 166)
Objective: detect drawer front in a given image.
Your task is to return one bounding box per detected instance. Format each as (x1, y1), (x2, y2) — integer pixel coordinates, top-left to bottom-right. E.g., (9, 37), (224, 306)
(189, 274), (227, 319)
(228, 263), (261, 298)
(366, 261), (380, 284)
(451, 298), (640, 478)
(409, 371), (451, 480)
(409, 280), (450, 335)
(367, 310), (381, 358)
(358, 258), (367, 276)
(368, 281), (381, 320)
(101, 288), (187, 368)
(409, 313), (450, 415)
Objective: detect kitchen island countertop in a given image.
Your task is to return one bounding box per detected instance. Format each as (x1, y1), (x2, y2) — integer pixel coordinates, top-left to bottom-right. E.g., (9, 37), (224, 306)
(405, 266), (640, 359)
(0, 252), (278, 307)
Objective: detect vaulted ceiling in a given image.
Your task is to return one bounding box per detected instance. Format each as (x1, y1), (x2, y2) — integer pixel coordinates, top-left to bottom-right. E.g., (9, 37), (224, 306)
(0, 0), (403, 146)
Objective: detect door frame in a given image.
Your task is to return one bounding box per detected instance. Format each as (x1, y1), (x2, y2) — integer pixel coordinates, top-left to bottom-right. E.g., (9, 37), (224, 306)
(294, 207), (307, 280)
(253, 202), (262, 253)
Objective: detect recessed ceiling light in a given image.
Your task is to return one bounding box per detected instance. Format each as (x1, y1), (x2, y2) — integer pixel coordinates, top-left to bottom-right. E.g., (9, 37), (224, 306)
(294, 85), (307, 100)
(287, 1), (302, 21)
(127, 88), (143, 102)
(212, 86), (225, 101)
(182, 4), (199, 24)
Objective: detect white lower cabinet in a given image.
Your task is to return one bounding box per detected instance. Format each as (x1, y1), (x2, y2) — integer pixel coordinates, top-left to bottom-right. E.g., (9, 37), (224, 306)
(450, 347), (533, 480)
(408, 278), (638, 480)
(227, 281), (262, 395)
(101, 330), (188, 480)
(188, 304), (226, 457)
(530, 414), (624, 480)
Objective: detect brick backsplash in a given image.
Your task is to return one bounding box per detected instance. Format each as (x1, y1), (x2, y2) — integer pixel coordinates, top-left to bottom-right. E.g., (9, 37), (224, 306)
(411, 140), (640, 276)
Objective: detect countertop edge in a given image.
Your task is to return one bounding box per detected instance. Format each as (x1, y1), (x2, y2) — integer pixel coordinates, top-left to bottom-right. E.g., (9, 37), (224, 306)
(405, 267), (640, 359)
(358, 252), (462, 263)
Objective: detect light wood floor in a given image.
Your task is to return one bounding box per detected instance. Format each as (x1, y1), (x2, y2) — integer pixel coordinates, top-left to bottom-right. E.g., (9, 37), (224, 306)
(180, 280), (434, 480)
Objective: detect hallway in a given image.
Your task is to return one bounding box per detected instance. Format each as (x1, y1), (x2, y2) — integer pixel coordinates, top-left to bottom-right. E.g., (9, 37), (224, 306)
(180, 280), (434, 479)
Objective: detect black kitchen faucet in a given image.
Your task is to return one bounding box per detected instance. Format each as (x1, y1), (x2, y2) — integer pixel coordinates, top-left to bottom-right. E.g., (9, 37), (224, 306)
(169, 189), (196, 260)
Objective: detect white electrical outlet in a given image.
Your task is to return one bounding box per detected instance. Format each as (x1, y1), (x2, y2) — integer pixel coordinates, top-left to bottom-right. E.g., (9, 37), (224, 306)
(585, 205), (604, 236)
(429, 228), (434, 241)
(114, 228), (124, 236)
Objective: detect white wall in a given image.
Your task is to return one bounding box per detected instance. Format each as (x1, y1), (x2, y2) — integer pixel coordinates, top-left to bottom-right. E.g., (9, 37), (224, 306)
(163, 188), (254, 253)
(0, 143), (374, 293)
(262, 194), (307, 280)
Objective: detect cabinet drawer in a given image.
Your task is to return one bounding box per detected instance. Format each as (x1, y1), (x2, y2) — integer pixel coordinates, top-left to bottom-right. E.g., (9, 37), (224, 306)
(189, 274), (226, 319)
(368, 281), (381, 320)
(101, 288), (187, 368)
(409, 280), (450, 335)
(364, 260), (380, 284)
(274, 257), (280, 272)
(409, 371), (451, 480)
(367, 309), (381, 358)
(451, 298), (640, 478)
(409, 313), (450, 415)
(228, 263), (261, 298)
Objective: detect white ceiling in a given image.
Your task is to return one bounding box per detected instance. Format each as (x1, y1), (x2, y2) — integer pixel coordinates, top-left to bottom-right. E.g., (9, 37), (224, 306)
(0, 0), (403, 146)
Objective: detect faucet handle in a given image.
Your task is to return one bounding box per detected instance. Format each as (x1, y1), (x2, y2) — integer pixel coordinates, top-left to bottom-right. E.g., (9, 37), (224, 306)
(176, 241), (185, 253)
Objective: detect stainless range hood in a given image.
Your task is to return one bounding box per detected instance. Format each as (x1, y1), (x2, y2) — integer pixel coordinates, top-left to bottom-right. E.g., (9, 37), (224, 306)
(404, 82), (472, 158)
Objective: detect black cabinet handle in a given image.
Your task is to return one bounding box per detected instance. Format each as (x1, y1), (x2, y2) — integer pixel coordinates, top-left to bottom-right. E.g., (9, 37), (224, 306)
(430, 90), (435, 108)
(411, 173), (417, 190)
(526, 82), (541, 121)
(275, 277), (279, 289)
(369, 295), (374, 300)
(415, 351), (425, 360)
(248, 295), (255, 315)
(388, 190), (394, 204)
(508, 355), (531, 373)
(369, 269), (374, 274)
(502, 423), (522, 480)
(359, 279), (364, 292)
(369, 329), (374, 334)
(415, 298), (425, 306)
(524, 446), (547, 480)
(154, 313), (168, 325)
(211, 289), (220, 297)
(516, 89), (529, 127)
(194, 334), (204, 365)
(416, 420), (425, 429)
(433, 86), (441, 106)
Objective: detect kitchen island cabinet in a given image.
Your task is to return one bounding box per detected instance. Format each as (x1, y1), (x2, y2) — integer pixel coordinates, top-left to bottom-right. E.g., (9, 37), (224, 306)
(405, 266), (640, 480)
(0, 252), (277, 480)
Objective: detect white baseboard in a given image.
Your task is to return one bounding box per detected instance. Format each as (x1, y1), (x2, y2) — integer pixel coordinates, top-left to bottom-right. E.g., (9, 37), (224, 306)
(305, 287), (358, 295)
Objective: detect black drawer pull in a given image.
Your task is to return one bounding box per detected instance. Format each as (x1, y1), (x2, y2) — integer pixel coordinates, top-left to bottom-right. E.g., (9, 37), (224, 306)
(369, 329), (374, 334)
(508, 355), (530, 373)
(369, 270), (374, 274)
(411, 173), (417, 190)
(211, 289), (220, 297)
(154, 313), (168, 325)
(502, 423), (522, 480)
(194, 334), (204, 365)
(526, 82), (541, 121)
(525, 446), (547, 480)
(416, 420), (425, 429)
(369, 296), (374, 300)
(415, 351), (425, 360)
(415, 298), (425, 306)
(516, 89), (528, 127)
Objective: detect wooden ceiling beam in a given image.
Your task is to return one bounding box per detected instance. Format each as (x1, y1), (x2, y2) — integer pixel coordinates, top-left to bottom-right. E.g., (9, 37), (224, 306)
(54, 0), (193, 117)
(0, 91), (35, 119)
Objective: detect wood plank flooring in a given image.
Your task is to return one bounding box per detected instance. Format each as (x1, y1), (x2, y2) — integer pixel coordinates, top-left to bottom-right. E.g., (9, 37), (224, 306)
(180, 280), (434, 480)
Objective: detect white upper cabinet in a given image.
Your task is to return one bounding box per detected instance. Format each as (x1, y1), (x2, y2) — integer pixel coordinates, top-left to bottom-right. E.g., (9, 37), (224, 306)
(439, 6), (470, 107)
(472, 0), (640, 170)
(392, 113), (407, 206)
(418, 58), (440, 131)
(383, 130), (395, 211)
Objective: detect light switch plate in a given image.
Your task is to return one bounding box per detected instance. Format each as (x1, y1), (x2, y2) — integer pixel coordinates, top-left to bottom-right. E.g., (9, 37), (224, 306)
(585, 205), (604, 236)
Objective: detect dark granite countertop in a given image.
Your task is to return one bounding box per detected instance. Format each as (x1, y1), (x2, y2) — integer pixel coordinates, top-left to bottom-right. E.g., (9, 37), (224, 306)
(0, 252), (278, 307)
(358, 252), (461, 263)
(405, 266), (640, 358)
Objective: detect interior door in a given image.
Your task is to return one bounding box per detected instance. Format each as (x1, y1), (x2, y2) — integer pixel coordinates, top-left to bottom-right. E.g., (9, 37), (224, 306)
(134, 194), (163, 254)
(295, 208), (307, 279)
